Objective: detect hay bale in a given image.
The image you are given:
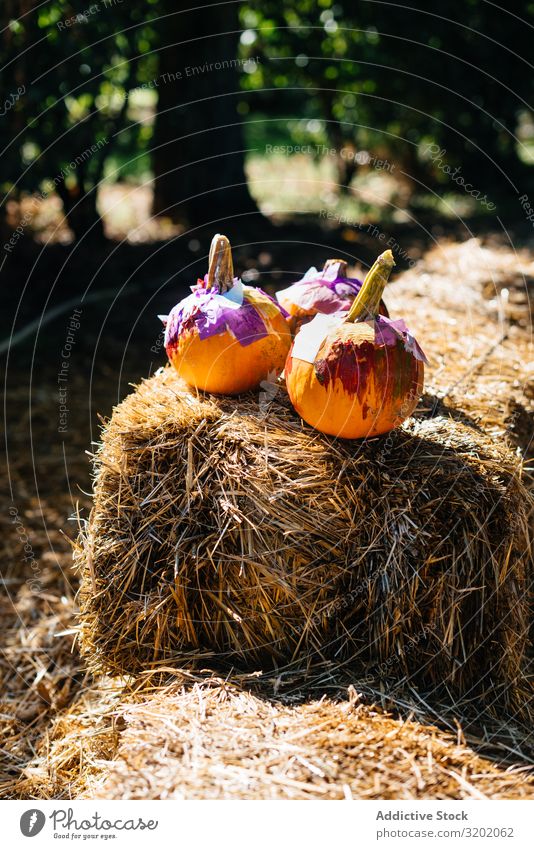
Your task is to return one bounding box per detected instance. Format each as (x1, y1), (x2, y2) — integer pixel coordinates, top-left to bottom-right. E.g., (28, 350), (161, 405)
(385, 239), (534, 456)
(77, 366), (532, 711)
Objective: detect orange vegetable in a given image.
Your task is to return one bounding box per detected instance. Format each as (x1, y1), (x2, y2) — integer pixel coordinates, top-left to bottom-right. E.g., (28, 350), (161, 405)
(276, 258), (389, 334)
(163, 234), (291, 395)
(285, 250), (425, 439)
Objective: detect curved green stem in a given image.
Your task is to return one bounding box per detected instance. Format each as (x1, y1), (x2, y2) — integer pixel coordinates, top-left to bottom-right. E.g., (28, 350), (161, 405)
(206, 234), (234, 292)
(345, 249), (395, 323)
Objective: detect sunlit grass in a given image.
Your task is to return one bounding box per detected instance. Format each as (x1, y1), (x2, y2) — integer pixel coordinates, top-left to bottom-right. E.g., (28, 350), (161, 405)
(246, 152), (401, 222)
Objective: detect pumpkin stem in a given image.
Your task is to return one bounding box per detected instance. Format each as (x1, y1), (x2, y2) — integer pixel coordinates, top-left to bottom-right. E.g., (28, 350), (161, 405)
(206, 234), (234, 292)
(345, 249), (395, 323)
(323, 258), (348, 277)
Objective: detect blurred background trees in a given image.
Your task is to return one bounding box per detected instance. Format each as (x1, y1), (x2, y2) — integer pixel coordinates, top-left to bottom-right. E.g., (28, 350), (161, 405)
(1, 0), (533, 243)
(0, 0), (156, 241)
(151, 0), (257, 225)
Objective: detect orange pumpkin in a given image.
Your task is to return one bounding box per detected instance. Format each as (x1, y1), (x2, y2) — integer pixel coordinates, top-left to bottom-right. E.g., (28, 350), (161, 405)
(285, 250), (426, 439)
(276, 257), (389, 335)
(163, 234), (291, 395)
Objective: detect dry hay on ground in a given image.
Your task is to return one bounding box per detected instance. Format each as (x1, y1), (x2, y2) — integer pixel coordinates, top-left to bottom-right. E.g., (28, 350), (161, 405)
(0, 473), (121, 801)
(76, 363), (532, 714)
(10, 674), (534, 801)
(0, 476), (85, 799)
(93, 680), (534, 801)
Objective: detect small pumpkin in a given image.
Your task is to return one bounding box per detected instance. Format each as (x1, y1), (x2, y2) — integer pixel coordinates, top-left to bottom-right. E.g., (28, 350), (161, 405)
(162, 234), (291, 395)
(285, 250), (426, 439)
(276, 257), (389, 333)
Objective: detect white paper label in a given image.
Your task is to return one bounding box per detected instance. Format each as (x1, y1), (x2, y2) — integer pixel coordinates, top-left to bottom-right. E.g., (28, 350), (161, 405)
(291, 313), (344, 363)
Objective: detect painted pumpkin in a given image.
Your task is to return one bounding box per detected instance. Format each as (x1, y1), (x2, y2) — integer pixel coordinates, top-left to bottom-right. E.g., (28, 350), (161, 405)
(285, 249), (426, 439)
(162, 234), (291, 395)
(276, 257), (389, 334)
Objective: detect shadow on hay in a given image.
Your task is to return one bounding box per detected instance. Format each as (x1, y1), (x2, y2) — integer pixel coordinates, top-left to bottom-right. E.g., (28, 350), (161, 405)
(420, 392), (486, 432)
(422, 392), (534, 459)
(75, 369), (533, 722)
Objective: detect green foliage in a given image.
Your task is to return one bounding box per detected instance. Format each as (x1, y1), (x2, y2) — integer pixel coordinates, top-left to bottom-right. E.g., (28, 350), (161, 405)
(0, 0), (158, 210)
(1, 0), (533, 235)
(238, 0), (534, 198)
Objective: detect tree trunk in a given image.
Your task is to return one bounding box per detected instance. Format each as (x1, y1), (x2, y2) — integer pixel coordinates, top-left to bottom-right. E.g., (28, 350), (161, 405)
(56, 177), (105, 245)
(152, 1), (258, 226)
